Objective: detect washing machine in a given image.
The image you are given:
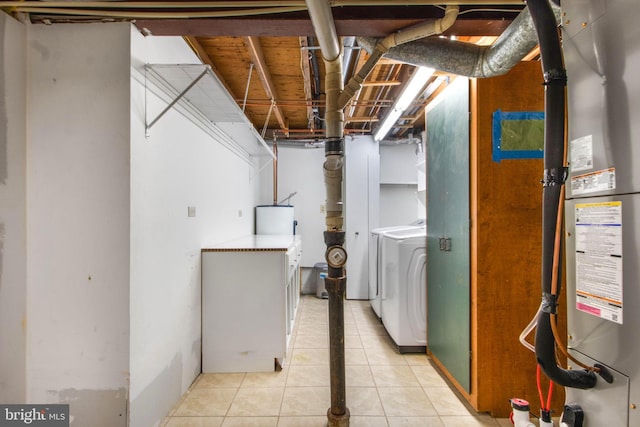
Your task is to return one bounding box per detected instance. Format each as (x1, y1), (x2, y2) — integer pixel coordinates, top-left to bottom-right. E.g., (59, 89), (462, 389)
(369, 222), (424, 318)
(379, 227), (427, 352)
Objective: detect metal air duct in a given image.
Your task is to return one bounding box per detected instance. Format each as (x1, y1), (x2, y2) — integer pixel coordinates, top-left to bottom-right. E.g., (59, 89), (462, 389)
(357, 5), (561, 78)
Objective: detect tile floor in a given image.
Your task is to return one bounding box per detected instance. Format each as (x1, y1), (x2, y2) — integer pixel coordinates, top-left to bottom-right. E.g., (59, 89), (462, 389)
(162, 296), (512, 427)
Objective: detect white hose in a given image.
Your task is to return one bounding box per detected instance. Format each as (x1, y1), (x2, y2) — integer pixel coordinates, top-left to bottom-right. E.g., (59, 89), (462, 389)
(519, 303), (542, 353)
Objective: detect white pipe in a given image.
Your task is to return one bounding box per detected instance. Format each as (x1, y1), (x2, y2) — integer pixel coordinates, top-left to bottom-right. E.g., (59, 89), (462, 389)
(338, 5), (458, 109)
(305, 0), (341, 62)
(306, 0), (345, 232)
(10, 6), (306, 19)
(519, 303), (542, 353)
(1, 0), (526, 8)
(380, 5), (459, 49)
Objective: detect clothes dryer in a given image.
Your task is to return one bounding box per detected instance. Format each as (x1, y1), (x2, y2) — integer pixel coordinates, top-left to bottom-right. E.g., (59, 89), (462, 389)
(369, 223), (423, 318)
(379, 227), (427, 352)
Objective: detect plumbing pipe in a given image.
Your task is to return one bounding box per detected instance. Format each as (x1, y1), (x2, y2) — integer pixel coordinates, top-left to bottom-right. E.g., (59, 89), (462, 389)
(357, 4), (561, 79)
(7, 5), (306, 19)
(339, 5), (458, 109)
(528, 0), (597, 390)
(519, 302), (542, 353)
(305, 1), (349, 426)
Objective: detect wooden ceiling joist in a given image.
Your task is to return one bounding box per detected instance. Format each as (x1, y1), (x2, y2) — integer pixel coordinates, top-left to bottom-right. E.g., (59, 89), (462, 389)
(184, 36), (236, 98)
(244, 36), (289, 134)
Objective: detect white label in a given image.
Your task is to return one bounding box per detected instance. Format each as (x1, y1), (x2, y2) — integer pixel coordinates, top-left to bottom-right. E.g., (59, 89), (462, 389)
(571, 168), (616, 195)
(574, 201), (623, 324)
(570, 135), (594, 172)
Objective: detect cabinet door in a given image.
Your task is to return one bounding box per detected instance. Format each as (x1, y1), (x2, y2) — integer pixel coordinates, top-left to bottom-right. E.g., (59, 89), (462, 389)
(345, 136), (379, 299)
(426, 77), (471, 392)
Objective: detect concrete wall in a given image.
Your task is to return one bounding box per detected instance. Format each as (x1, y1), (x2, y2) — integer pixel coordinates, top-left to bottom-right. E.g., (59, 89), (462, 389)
(259, 144), (325, 267)
(27, 22), (131, 425)
(2, 17), (264, 427)
(260, 136), (380, 298)
(129, 30), (260, 427)
(0, 11), (27, 403)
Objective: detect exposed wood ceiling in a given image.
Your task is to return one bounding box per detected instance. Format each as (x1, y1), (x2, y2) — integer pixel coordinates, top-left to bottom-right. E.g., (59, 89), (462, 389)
(10, 1), (537, 143)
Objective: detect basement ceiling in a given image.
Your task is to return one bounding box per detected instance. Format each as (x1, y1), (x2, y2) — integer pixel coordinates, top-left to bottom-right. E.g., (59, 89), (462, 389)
(10, 1), (539, 143)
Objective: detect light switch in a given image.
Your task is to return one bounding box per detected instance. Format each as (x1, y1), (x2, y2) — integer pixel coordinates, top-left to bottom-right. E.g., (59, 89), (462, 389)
(188, 206), (196, 217)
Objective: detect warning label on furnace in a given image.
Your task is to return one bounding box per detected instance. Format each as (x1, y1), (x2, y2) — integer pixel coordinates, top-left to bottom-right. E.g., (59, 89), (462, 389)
(575, 201), (623, 324)
(571, 168), (616, 195)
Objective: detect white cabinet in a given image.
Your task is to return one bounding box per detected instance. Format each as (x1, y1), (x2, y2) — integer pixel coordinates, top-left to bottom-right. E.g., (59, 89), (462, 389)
(202, 235), (302, 372)
(345, 136), (379, 300)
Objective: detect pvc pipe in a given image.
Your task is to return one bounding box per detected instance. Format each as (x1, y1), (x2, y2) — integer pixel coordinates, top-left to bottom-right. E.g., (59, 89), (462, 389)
(339, 5), (458, 109)
(357, 5), (561, 79)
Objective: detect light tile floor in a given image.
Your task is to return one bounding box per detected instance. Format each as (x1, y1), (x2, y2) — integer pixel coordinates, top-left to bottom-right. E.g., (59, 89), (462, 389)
(163, 296), (512, 427)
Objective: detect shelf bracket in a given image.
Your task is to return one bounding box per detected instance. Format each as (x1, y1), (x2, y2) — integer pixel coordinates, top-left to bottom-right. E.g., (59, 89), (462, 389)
(145, 67), (209, 136)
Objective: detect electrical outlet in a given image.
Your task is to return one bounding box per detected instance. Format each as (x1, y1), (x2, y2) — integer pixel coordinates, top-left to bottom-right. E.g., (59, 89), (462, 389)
(320, 204), (326, 213)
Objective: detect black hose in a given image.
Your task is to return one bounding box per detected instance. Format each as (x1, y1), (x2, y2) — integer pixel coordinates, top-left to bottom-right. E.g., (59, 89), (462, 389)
(529, 0), (597, 389)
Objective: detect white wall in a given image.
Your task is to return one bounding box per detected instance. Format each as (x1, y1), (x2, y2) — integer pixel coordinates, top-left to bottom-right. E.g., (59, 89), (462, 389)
(379, 185), (420, 226)
(261, 137), (380, 298)
(380, 143), (419, 184)
(129, 30), (260, 427)
(0, 12), (27, 403)
(27, 22), (131, 425)
(259, 144), (326, 267)
(379, 143), (422, 226)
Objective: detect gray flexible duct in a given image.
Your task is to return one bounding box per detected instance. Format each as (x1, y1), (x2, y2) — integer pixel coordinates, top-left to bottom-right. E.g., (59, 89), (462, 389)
(357, 5), (560, 78)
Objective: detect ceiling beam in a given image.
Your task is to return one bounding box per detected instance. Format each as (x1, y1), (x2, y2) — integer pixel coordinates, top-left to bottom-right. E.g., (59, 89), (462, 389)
(244, 36), (289, 134)
(135, 18), (513, 38)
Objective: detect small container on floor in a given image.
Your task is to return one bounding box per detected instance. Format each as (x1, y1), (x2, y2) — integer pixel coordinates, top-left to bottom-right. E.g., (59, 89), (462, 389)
(314, 262), (328, 299)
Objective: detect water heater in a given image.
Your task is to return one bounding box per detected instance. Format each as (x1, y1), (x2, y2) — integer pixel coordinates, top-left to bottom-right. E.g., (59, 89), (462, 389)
(255, 205), (295, 235)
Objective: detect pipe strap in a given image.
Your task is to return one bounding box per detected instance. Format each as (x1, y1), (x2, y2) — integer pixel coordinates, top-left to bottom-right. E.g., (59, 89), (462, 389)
(541, 292), (558, 314)
(325, 138), (344, 155)
(541, 167), (568, 187)
(324, 231), (346, 246)
(543, 68), (567, 85)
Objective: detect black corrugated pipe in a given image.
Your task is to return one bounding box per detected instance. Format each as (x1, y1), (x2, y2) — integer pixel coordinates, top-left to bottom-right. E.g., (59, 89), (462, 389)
(529, 0), (597, 389)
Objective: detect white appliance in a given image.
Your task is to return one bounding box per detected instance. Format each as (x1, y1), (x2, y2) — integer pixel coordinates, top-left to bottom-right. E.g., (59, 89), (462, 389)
(368, 220), (425, 318)
(256, 205), (295, 235)
(379, 227), (427, 352)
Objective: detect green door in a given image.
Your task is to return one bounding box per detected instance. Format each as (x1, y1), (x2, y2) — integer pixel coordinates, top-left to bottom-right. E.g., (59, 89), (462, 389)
(426, 77), (470, 392)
